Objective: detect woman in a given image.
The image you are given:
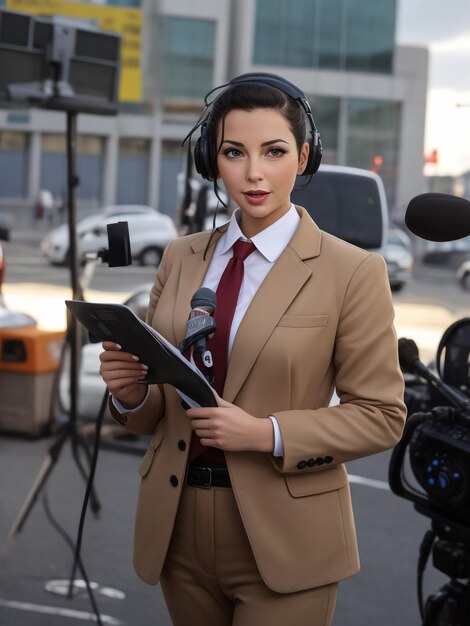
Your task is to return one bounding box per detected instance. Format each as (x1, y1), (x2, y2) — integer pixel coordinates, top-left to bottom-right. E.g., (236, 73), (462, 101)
(99, 73), (406, 626)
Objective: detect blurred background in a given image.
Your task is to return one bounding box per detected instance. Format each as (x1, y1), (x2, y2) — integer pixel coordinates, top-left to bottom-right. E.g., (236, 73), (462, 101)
(0, 1), (470, 625)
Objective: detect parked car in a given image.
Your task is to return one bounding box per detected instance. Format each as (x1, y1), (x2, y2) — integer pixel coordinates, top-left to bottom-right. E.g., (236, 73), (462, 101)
(40, 205), (177, 267)
(291, 164), (388, 255)
(457, 260), (470, 290)
(383, 228), (413, 291)
(422, 236), (470, 267)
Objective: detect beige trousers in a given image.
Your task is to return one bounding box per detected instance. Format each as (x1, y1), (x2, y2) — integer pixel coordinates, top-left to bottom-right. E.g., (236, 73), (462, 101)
(160, 484), (337, 626)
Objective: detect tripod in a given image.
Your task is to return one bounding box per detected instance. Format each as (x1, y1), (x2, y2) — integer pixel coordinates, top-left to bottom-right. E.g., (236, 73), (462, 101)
(415, 504), (470, 626)
(8, 111), (100, 541)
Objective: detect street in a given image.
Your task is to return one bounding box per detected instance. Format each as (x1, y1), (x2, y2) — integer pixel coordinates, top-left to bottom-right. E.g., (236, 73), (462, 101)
(1, 234), (470, 625)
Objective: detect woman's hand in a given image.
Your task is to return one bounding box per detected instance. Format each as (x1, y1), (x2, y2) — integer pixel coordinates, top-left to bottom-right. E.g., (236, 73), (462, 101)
(99, 341), (149, 409)
(186, 394), (274, 453)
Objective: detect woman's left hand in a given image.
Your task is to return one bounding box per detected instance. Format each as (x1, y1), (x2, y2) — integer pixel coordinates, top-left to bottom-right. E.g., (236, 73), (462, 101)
(186, 394), (274, 452)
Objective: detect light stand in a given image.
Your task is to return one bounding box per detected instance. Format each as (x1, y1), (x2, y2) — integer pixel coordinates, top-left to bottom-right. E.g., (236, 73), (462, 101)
(8, 110), (101, 540)
(2, 8), (121, 537)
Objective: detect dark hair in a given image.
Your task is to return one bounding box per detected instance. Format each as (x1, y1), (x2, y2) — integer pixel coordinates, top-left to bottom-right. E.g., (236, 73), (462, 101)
(205, 82), (307, 178)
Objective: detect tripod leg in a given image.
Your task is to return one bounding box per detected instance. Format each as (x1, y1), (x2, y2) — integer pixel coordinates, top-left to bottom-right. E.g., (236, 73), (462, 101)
(70, 434), (101, 514)
(7, 428), (69, 540)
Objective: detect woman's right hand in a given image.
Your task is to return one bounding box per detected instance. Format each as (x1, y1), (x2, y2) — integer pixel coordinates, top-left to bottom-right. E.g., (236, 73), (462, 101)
(99, 341), (149, 409)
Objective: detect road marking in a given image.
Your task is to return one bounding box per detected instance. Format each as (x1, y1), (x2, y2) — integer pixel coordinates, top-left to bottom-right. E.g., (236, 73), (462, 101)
(0, 599), (122, 625)
(348, 474), (390, 491)
(45, 579), (126, 601)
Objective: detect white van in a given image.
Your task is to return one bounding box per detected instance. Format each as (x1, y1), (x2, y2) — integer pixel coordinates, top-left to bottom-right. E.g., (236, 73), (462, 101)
(291, 164), (389, 255)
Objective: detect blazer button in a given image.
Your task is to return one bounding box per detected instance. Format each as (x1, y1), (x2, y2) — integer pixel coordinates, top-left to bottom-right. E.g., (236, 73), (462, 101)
(177, 440), (186, 451)
(170, 475), (179, 487)
(324, 456), (333, 464)
(315, 457), (325, 466)
(297, 460), (307, 470)
(307, 458), (316, 467)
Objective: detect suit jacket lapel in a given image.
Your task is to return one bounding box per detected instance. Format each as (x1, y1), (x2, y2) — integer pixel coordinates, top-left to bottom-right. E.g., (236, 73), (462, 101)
(224, 208), (322, 403)
(172, 228), (226, 346)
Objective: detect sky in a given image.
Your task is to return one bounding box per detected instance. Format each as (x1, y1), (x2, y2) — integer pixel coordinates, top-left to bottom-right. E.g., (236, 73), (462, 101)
(396, 0), (470, 177)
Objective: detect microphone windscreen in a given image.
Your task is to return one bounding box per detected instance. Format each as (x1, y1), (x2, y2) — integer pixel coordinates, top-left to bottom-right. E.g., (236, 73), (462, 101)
(405, 193), (470, 242)
(191, 287), (216, 312)
(398, 337), (420, 373)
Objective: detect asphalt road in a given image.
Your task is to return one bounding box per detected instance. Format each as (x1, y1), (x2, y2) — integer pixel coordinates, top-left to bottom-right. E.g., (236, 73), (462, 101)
(1, 233), (469, 626)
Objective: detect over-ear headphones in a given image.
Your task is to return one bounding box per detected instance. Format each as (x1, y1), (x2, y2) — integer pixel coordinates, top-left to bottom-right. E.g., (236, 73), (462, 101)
(189, 72), (322, 182)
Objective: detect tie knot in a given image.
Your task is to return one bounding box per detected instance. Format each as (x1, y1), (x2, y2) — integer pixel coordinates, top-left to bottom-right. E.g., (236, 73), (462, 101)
(232, 239), (256, 262)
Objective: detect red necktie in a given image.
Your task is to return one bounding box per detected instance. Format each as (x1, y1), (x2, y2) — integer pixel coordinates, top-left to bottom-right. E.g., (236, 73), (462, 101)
(188, 239), (257, 464)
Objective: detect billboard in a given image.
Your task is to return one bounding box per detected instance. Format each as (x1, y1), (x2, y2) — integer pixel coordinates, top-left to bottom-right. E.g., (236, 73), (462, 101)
(6, 0), (141, 102)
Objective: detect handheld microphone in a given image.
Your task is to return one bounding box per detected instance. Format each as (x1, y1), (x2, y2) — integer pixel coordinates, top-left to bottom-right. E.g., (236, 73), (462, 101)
(398, 337), (470, 411)
(179, 288), (216, 360)
(405, 193), (470, 242)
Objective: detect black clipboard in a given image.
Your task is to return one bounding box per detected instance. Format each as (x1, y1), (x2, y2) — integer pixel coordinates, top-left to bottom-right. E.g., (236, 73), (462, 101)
(65, 300), (217, 408)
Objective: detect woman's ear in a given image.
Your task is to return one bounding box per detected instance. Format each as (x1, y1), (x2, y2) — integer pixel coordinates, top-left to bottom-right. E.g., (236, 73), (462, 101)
(297, 142), (310, 175)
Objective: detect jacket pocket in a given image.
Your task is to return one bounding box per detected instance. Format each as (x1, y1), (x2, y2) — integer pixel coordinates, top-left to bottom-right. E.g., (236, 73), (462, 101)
(138, 422), (165, 477)
(284, 464), (347, 497)
(278, 314), (328, 328)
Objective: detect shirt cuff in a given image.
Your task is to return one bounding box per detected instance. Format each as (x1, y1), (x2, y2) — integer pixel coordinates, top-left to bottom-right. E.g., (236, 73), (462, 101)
(111, 386), (150, 414)
(268, 415), (284, 457)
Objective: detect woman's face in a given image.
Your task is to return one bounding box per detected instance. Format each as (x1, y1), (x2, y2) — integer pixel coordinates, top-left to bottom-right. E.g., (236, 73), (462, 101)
(216, 108), (309, 238)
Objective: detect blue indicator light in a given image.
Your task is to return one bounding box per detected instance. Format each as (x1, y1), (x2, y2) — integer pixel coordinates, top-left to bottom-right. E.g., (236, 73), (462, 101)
(439, 475), (448, 489)
(432, 460), (439, 466)
(428, 478), (435, 486)
(427, 466), (433, 472)
(453, 473), (461, 479)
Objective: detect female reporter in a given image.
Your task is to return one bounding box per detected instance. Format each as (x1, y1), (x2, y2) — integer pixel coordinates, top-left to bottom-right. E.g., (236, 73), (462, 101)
(99, 73), (406, 626)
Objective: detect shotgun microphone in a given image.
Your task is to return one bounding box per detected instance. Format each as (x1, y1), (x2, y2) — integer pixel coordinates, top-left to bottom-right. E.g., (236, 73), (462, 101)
(398, 337), (470, 411)
(405, 193), (470, 242)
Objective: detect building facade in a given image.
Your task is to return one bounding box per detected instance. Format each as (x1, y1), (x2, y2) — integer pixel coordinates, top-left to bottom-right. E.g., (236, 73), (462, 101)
(0, 0), (428, 228)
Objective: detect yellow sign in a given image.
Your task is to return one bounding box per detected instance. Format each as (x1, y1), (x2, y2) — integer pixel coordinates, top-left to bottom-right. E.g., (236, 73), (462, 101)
(6, 0), (142, 102)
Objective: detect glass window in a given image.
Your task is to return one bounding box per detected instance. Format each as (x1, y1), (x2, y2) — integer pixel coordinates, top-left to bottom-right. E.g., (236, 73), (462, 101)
(317, 0), (344, 69)
(291, 170), (383, 250)
(346, 98), (401, 207)
(254, 0), (314, 67)
(254, 0), (396, 74)
(253, 0), (284, 65)
(41, 134), (104, 203)
(0, 131), (29, 198)
(117, 138), (149, 205)
(345, 0), (396, 73)
(159, 16), (216, 100)
(307, 95), (340, 164)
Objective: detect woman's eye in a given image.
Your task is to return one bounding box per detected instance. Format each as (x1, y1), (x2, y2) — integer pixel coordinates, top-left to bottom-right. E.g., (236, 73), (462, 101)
(224, 148), (243, 158)
(268, 147), (286, 157)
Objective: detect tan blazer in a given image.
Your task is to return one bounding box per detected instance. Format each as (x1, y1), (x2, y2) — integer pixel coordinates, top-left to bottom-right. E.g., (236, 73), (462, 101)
(111, 207), (406, 593)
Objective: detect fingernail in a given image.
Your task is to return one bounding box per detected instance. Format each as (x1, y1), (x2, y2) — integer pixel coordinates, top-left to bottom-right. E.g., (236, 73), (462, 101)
(115, 344), (122, 349)
(132, 355), (139, 361)
(142, 364), (149, 370)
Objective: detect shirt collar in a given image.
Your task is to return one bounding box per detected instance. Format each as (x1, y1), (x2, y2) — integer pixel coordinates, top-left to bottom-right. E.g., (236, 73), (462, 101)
(219, 204), (300, 262)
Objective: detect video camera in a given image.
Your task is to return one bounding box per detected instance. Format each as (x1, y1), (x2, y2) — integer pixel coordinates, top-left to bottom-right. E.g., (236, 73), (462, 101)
(389, 190), (470, 625)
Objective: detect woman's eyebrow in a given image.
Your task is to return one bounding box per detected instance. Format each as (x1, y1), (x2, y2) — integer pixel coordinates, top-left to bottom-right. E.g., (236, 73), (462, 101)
(222, 139), (290, 147)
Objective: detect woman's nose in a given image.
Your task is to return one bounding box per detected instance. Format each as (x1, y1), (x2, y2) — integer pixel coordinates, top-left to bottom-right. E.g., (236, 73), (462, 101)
(246, 159), (264, 182)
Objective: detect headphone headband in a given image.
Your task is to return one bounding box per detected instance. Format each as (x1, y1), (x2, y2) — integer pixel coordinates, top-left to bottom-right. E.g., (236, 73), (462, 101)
(189, 72), (322, 181)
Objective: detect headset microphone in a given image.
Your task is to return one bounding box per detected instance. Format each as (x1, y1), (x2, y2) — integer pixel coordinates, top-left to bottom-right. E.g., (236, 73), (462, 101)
(186, 72), (323, 181)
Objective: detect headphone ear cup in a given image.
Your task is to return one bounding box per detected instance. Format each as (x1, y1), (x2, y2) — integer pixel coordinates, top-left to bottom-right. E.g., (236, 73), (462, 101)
(194, 123), (215, 181)
(303, 129), (322, 176)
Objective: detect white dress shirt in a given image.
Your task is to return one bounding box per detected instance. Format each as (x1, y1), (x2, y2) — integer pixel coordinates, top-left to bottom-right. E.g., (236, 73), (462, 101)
(113, 204), (301, 457)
